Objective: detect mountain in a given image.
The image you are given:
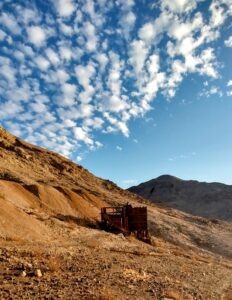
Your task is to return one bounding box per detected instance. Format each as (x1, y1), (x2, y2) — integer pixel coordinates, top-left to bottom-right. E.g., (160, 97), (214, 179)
(128, 175), (232, 220)
(0, 127), (232, 299)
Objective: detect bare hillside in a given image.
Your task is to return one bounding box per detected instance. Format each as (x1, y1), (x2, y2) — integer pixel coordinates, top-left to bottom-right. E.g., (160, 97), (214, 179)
(0, 127), (232, 299)
(128, 175), (232, 221)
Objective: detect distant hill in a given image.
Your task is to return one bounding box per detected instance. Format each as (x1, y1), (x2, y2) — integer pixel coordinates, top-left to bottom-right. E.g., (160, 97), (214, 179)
(128, 175), (232, 220)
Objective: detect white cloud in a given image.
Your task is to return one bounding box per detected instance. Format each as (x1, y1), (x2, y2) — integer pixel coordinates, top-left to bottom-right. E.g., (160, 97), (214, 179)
(59, 83), (77, 107)
(121, 11), (136, 39)
(83, 117), (104, 129)
(142, 72), (165, 101)
(62, 83), (76, 97)
(138, 22), (155, 43)
(199, 85), (223, 98)
(17, 7), (41, 26)
(129, 40), (148, 76)
(0, 56), (16, 85)
(107, 53), (122, 95)
(1, 0), (232, 158)
(56, 69), (70, 82)
(95, 141), (103, 148)
(76, 155), (83, 162)
(227, 80), (232, 86)
(20, 44), (34, 57)
(46, 48), (60, 65)
(75, 63), (96, 88)
(168, 13), (203, 41)
(95, 52), (109, 71)
(117, 0), (135, 11)
(30, 102), (47, 113)
(103, 112), (129, 137)
(55, 0), (75, 17)
(210, 1), (226, 27)
(138, 11), (172, 48)
(83, 0), (95, 19)
(0, 29), (6, 40)
(198, 48), (218, 78)
(60, 46), (72, 61)
(116, 146), (122, 151)
(14, 50), (25, 61)
(79, 104), (93, 118)
(161, 0), (199, 13)
(209, 86), (223, 96)
(117, 121), (129, 137)
(7, 83), (31, 102)
(73, 127), (93, 145)
(147, 54), (159, 75)
(0, 12), (21, 35)
(35, 56), (50, 71)
(82, 0), (104, 27)
(78, 85), (95, 104)
(83, 21), (98, 52)
(106, 95), (128, 112)
(27, 26), (46, 46)
(225, 36), (232, 47)
(0, 102), (23, 119)
(60, 22), (73, 35)
(63, 119), (76, 127)
(75, 10), (83, 24)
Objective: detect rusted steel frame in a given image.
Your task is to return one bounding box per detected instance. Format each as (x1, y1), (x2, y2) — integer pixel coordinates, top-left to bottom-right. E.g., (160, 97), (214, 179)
(100, 204), (150, 243)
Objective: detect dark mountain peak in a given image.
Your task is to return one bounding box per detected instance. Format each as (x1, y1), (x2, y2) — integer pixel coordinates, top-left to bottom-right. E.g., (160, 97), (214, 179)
(128, 175), (232, 220)
(155, 175), (183, 182)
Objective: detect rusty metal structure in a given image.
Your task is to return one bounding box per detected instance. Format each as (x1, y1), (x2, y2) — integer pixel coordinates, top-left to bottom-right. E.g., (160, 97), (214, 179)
(101, 204), (150, 243)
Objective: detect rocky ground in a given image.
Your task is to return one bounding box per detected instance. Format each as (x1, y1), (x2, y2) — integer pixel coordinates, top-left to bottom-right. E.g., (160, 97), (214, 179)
(0, 224), (232, 300)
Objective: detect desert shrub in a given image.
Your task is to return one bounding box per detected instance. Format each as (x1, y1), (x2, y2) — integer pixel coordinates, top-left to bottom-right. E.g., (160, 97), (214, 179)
(47, 256), (61, 272)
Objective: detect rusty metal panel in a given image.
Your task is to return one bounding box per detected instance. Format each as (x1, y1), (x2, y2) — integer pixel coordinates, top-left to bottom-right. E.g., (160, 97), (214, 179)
(126, 206), (148, 232)
(100, 204), (150, 243)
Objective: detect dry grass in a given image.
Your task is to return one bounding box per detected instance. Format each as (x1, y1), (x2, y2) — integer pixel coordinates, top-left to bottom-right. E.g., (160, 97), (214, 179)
(3, 236), (26, 246)
(162, 289), (193, 300)
(47, 256), (61, 272)
(97, 287), (118, 300)
(122, 268), (151, 281)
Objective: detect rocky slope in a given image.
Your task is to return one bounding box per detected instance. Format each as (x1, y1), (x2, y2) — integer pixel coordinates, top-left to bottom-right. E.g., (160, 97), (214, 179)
(0, 127), (232, 299)
(128, 175), (232, 221)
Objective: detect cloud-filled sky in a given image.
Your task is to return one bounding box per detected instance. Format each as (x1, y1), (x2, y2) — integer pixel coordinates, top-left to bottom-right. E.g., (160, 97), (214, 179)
(0, 0), (232, 187)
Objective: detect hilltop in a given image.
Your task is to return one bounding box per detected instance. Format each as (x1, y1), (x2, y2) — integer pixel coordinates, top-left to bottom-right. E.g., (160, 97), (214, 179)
(128, 175), (232, 220)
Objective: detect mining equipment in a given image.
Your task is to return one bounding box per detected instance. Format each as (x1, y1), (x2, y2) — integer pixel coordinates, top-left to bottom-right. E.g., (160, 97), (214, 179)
(101, 203), (150, 243)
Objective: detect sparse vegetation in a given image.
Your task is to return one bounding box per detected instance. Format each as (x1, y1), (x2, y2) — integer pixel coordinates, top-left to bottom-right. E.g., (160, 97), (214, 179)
(47, 256), (61, 273)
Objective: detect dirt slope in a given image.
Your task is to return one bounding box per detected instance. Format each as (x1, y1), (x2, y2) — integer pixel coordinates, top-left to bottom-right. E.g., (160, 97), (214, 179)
(128, 175), (232, 220)
(0, 126), (139, 241)
(0, 127), (232, 299)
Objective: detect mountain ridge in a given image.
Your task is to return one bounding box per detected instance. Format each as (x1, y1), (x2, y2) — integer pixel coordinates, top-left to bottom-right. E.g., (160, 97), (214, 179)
(128, 174), (232, 220)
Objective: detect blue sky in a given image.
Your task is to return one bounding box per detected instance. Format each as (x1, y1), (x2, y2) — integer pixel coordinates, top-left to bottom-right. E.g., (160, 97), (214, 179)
(0, 0), (232, 188)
